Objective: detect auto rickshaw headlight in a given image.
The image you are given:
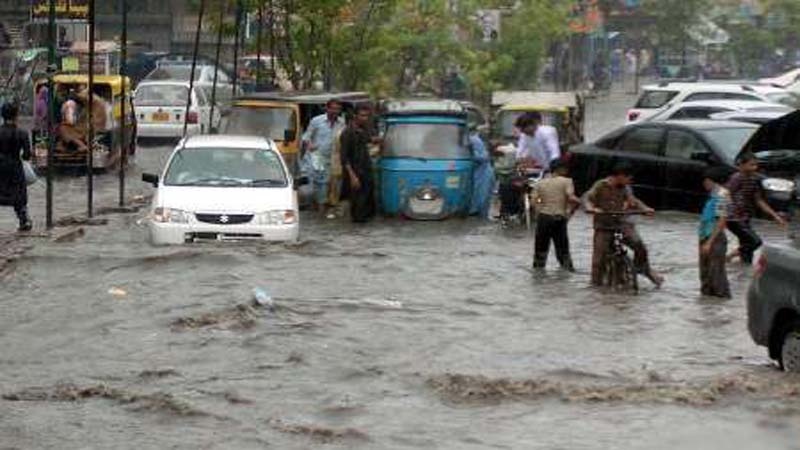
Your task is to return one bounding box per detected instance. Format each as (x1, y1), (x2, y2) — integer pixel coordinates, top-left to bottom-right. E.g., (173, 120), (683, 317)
(417, 188), (440, 201)
(152, 207), (191, 223)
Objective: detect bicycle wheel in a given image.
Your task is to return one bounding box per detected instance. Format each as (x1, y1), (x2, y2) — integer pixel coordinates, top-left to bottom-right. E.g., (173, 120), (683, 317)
(617, 254), (638, 294)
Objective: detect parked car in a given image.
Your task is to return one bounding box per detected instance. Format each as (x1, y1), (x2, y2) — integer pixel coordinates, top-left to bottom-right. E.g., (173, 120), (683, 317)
(134, 80), (221, 141)
(143, 64), (236, 112)
(710, 109), (794, 125)
(747, 111), (800, 371)
(626, 82), (797, 123)
(568, 120), (798, 213)
(141, 135), (304, 244)
(747, 244), (800, 372)
(644, 99), (792, 122)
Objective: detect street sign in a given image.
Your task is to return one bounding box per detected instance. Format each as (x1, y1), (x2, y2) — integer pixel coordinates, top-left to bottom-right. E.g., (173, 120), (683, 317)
(31, 0), (89, 23)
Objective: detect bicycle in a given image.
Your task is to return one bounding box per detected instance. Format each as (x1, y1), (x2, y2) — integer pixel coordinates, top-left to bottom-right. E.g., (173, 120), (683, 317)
(592, 211), (648, 294)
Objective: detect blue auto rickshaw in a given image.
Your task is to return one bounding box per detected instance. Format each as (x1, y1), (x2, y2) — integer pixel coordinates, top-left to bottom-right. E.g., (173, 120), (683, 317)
(379, 100), (473, 220)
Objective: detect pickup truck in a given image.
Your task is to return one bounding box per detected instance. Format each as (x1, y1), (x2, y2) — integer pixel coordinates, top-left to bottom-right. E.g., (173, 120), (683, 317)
(747, 244), (800, 371)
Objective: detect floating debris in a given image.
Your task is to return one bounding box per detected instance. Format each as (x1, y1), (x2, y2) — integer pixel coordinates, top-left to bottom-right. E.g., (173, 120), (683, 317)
(108, 287), (128, 298)
(426, 373), (800, 407)
(171, 304), (260, 331)
(137, 369), (180, 380)
(268, 418), (369, 443)
(53, 227), (85, 243)
(3, 383), (206, 417)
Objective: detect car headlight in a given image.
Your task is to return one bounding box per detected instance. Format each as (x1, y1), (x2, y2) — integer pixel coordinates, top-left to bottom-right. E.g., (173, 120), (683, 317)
(151, 207), (191, 223)
(256, 210), (297, 225)
(762, 178), (795, 193)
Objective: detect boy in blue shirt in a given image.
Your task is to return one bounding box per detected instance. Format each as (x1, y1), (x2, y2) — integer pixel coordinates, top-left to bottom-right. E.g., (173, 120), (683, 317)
(699, 167), (732, 298)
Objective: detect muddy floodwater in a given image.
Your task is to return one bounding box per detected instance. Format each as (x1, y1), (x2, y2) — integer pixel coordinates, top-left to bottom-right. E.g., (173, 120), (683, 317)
(2, 93), (800, 449)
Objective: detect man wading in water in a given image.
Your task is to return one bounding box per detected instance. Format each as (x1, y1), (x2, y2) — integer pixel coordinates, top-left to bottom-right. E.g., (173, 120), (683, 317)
(531, 158), (580, 271)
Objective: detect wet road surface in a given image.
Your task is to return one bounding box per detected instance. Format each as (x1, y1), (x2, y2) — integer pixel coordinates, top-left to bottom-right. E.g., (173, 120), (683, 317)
(2, 91), (800, 449)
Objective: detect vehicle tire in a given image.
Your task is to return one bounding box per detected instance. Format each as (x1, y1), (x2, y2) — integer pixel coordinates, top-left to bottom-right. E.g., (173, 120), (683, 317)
(781, 323), (800, 372)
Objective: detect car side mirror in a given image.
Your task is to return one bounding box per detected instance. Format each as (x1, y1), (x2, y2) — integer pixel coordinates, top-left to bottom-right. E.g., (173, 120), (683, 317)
(284, 129), (297, 142)
(293, 176), (309, 190)
(690, 152), (712, 163)
(142, 173), (159, 187)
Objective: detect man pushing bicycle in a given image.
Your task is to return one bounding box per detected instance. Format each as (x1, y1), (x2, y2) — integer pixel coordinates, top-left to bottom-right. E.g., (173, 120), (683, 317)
(584, 163), (664, 288)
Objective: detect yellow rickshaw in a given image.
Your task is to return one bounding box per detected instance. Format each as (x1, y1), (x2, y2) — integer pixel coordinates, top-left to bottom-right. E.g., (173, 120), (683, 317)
(33, 74), (136, 171)
(490, 91), (585, 152)
(221, 91), (371, 175)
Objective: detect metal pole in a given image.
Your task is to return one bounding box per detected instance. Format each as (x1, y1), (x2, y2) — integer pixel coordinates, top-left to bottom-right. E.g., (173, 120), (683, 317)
(232, 0), (241, 96)
(209, 2), (224, 131)
(269, 0), (275, 87)
(184, 0), (206, 137)
(87, 0), (95, 217)
(119, 0), (128, 207)
(46, 0), (56, 229)
(256, 2), (263, 90)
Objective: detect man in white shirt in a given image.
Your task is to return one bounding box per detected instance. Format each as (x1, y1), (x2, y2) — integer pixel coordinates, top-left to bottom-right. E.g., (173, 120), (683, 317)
(514, 112), (560, 170)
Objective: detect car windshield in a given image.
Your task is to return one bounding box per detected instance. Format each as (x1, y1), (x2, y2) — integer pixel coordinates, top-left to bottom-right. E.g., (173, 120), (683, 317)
(699, 127), (758, 162)
(164, 147), (287, 187)
(635, 90), (679, 108)
(766, 92), (800, 108)
(223, 107), (297, 141)
(383, 122), (468, 159)
(496, 110), (564, 138)
(134, 85), (189, 106)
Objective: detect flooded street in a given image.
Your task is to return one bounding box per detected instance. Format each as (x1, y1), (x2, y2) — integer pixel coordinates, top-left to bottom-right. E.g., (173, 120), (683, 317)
(2, 92), (800, 449)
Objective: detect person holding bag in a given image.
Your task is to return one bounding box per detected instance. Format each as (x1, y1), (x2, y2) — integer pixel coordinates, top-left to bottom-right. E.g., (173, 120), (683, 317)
(0, 103), (33, 231)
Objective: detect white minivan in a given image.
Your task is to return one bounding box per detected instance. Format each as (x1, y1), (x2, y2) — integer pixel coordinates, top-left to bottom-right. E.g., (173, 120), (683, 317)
(134, 80), (221, 141)
(142, 135), (304, 245)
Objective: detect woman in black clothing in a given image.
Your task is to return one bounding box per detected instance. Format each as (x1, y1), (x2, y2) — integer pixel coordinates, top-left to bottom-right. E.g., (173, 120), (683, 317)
(0, 103), (32, 231)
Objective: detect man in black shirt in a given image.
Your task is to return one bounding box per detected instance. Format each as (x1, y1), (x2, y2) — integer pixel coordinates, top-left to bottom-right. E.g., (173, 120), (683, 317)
(340, 104), (376, 223)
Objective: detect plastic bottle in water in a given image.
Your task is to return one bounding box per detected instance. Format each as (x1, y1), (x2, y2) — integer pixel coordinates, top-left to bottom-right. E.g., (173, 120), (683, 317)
(252, 287), (275, 310)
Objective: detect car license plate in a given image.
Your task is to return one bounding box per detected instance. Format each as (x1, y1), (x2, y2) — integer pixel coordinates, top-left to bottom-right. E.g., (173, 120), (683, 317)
(152, 111), (169, 122)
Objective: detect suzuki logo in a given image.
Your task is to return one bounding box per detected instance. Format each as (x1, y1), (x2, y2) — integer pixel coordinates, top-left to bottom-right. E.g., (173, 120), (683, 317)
(219, 215), (230, 223)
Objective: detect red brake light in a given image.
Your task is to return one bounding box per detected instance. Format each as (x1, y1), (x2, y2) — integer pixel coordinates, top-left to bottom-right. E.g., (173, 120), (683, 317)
(754, 253), (767, 278)
(628, 111), (641, 122)
(187, 111), (199, 124)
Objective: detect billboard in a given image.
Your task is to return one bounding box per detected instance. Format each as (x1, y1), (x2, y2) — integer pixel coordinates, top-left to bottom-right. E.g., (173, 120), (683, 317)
(31, 0), (89, 23)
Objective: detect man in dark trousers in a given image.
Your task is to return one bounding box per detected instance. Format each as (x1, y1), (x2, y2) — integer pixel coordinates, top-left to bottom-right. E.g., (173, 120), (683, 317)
(340, 104), (376, 223)
(531, 159), (580, 271)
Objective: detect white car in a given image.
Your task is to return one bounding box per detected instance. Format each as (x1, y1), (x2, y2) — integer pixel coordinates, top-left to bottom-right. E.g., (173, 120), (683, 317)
(144, 64), (236, 109)
(134, 81), (221, 140)
(644, 99), (792, 122)
(626, 82), (795, 123)
(142, 135), (302, 245)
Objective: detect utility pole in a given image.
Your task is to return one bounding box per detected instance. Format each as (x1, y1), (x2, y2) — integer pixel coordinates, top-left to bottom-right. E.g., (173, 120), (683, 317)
(87, 0), (95, 217)
(119, 0), (128, 207)
(256, 2), (263, 90)
(45, 0), (56, 229)
(209, 1), (224, 131)
(184, 0), (206, 137)
(232, 0), (242, 96)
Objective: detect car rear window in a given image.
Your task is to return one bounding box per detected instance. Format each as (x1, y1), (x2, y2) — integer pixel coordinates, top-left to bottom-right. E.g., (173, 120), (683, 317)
(700, 127), (757, 162)
(134, 85), (189, 107)
(635, 90), (679, 108)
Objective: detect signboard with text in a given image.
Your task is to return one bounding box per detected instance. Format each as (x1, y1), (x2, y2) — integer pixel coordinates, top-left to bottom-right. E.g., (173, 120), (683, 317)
(31, 0), (89, 23)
